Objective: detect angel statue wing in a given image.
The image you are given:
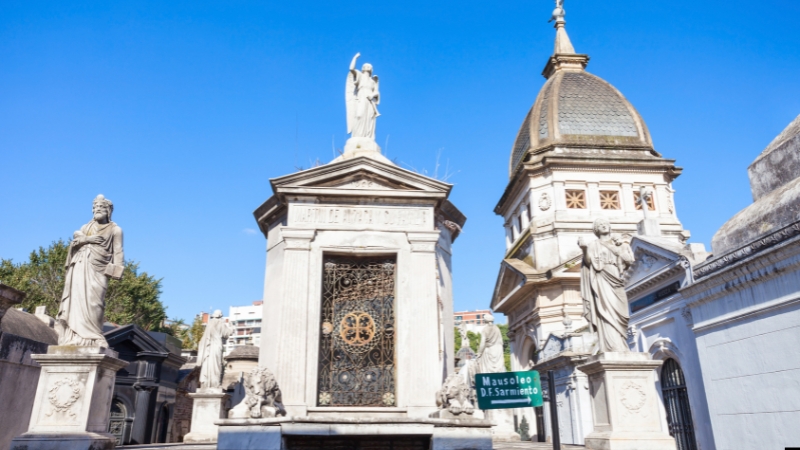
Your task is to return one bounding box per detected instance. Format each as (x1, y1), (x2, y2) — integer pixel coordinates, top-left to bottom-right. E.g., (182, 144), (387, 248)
(345, 71), (357, 134)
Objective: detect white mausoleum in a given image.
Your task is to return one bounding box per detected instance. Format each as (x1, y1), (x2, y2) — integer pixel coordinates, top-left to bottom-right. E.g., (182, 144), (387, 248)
(253, 152), (466, 419)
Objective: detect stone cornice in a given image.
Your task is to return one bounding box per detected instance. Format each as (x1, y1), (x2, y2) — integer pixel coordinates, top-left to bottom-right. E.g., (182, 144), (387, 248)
(693, 221), (800, 280)
(684, 230), (800, 308)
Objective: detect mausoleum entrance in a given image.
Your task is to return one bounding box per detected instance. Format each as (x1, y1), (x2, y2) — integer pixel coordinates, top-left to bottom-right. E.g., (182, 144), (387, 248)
(317, 254), (397, 407)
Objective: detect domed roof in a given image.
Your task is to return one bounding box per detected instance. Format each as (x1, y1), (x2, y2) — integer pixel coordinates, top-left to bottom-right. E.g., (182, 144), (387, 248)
(509, 8), (653, 176)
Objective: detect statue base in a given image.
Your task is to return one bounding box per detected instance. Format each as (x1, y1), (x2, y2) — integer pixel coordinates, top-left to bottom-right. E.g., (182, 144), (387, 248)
(10, 346), (128, 450)
(577, 352), (676, 450)
(183, 388), (230, 444)
(335, 137), (393, 164)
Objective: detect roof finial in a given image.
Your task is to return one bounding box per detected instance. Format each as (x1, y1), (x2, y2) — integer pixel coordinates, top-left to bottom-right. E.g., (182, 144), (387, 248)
(550, 0), (575, 55)
(549, 0), (565, 24)
(541, 0), (588, 79)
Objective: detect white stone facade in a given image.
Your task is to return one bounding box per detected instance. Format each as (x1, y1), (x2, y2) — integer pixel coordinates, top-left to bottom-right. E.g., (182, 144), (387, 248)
(255, 155), (465, 420)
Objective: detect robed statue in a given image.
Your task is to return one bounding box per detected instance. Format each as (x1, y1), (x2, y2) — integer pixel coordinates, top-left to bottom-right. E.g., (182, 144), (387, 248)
(346, 52), (380, 140)
(197, 310), (234, 389)
(579, 218), (634, 353)
(463, 314), (506, 387)
(56, 195), (124, 347)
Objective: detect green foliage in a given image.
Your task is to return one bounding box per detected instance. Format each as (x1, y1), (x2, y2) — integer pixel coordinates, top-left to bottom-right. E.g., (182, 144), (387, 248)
(454, 326), (461, 350)
(0, 239), (70, 317)
(518, 416), (531, 441)
(0, 239), (168, 331)
(467, 330), (481, 352)
(181, 316), (205, 350)
(498, 323), (512, 371)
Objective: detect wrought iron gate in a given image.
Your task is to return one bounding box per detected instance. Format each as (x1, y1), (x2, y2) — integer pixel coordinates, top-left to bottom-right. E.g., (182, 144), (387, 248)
(108, 400), (126, 445)
(661, 358), (698, 450)
(317, 255), (396, 407)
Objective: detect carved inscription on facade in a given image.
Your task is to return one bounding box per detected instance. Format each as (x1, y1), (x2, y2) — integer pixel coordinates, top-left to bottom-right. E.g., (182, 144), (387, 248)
(290, 205), (430, 229)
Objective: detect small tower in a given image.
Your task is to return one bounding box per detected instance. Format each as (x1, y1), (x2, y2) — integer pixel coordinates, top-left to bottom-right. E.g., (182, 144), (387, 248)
(493, 3), (688, 370)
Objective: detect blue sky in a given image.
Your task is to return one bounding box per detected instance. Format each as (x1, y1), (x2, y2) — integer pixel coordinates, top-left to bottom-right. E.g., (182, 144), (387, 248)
(2, 1), (799, 323)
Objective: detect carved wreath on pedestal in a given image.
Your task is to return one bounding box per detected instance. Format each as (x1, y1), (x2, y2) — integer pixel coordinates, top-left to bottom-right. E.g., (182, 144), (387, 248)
(46, 377), (82, 416)
(619, 380), (647, 413)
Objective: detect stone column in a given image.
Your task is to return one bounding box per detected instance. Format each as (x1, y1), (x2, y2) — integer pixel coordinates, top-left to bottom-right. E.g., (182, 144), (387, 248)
(275, 228), (315, 416)
(130, 384), (156, 444)
(403, 231), (441, 417)
(11, 346), (128, 450)
(577, 352), (676, 450)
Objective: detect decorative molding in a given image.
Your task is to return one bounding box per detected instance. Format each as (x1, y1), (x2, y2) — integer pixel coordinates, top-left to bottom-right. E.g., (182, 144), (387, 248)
(694, 222), (800, 279)
(539, 192), (552, 211)
(619, 381), (647, 413)
(46, 377), (82, 417)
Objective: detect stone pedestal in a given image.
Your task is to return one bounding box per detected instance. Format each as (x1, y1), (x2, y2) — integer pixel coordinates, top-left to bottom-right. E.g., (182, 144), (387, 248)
(637, 218), (662, 237)
(183, 388), (230, 444)
(10, 346), (128, 450)
(577, 352), (676, 450)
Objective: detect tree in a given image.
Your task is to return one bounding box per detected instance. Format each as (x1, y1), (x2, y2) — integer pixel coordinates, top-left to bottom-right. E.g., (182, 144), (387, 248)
(0, 240), (168, 331)
(498, 323), (512, 371)
(181, 315), (205, 350)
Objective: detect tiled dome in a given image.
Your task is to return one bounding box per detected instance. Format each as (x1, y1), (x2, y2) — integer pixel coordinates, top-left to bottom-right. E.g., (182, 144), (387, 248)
(508, 8), (653, 177)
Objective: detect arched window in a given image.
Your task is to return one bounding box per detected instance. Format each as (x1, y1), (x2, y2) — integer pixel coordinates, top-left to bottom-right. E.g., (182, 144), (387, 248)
(108, 400), (127, 445)
(661, 359), (698, 450)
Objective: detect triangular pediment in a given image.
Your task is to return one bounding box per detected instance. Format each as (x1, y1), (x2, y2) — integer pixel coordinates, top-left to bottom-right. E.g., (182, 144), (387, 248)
(105, 324), (169, 355)
(625, 237), (683, 287)
(270, 156), (451, 196)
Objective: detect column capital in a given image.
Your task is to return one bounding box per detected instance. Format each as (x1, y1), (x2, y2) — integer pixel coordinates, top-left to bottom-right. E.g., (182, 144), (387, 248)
(280, 228), (316, 250)
(407, 231), (440, 253)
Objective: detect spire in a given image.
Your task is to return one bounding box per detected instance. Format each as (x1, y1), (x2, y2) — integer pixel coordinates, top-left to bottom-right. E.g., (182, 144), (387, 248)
(542, 0), (589, 79)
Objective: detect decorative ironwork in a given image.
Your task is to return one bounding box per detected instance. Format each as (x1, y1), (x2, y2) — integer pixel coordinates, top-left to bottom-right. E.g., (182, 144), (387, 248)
(565, 189), (586, 209)
(318, 256), (396, 407)
(108, 400), (126, 445)
(661, 359), (698, 450)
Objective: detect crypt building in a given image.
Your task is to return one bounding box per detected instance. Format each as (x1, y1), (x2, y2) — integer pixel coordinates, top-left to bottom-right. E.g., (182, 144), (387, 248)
(490, 8), (694, 445)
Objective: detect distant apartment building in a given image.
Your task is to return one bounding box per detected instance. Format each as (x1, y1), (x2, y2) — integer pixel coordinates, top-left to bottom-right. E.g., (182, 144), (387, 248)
(225, 301), (263, 353)
(453, 309), (493, 334)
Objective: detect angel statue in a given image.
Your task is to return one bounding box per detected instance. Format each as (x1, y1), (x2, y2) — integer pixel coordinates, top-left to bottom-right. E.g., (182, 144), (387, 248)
(346, 53), (380, 140)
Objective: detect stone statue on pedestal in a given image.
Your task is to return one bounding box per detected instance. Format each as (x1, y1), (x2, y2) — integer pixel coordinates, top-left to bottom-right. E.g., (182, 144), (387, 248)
(578, 218), (634, 353)
(197, 310), (234, 390)
(475, 314), (505, 373)
(57, 194), (124, 347)
(12, 195), (129, 450)
(346, 52), (380, 140)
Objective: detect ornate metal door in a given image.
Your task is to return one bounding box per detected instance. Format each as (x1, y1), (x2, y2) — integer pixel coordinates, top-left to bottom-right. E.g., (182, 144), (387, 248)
(661, 358), (698, 450)
(108, 400), (126, 445)
(317, 255), (396, 407)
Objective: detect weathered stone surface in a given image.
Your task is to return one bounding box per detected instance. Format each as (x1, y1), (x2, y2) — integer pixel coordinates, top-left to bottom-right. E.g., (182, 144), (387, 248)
(183, 388), (229, 443)
(10, 346), (128, 450)
(748, 114), (800, 201)
(577, 352), (676, 450)
(228, 366), (286, 419)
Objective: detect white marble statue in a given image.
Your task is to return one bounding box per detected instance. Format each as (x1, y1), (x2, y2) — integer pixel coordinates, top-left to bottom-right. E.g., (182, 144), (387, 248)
(475, 314), (505, 373)
(56, 194), (124, 347)
(638, 186), (654, 219)
(197, 310), (234, 389)
(346, 52), (380, 140)
(578, 218), (635, 353)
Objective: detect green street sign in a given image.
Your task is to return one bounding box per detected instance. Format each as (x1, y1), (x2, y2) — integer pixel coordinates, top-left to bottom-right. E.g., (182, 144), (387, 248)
(474, 370), (543, 410)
